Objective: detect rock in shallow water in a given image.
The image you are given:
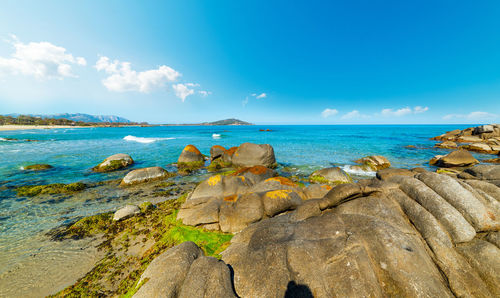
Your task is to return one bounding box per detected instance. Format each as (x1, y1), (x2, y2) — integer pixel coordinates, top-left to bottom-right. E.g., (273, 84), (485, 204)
(93, 153), (133, 172)
(120, 166), (171, 186)
(113, 205), (141, 221)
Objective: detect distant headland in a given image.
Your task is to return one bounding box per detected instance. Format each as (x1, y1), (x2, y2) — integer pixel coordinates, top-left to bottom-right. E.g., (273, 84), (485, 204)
(0, 114), (253, 131)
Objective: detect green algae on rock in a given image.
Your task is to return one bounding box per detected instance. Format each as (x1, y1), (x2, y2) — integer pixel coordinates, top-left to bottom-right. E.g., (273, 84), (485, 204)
(23, 164), (53, 171)
(93, 153), (134, 172)
(50, 193), (233, 297)
(16, 182), (86, 197)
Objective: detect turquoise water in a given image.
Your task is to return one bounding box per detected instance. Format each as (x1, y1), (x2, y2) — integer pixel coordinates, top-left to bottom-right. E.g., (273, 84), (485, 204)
(0, 124), (494, 277)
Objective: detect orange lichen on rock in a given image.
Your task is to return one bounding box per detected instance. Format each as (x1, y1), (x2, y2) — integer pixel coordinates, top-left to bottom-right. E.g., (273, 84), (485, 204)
(266, 189), (292, 199)
(223, 194), (239, 202)
(212, 145), (226, 152)
(265, 177), (297, 187)
(225, 147), (238, 156)
(183, 144), (202, 154)
(233, 165), (269, 176)
(207, 175), (222, 186)
(321, 185), (333, 190)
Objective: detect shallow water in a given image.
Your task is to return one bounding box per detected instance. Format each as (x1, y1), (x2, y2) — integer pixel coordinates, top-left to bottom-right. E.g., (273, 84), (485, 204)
(0, 124), (494, 295)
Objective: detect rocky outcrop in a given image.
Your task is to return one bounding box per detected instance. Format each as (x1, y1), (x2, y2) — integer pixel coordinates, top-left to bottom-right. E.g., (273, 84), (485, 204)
(432, 124), (500, 155)
(218, 165), (500, 297)
(231, 143), (276, 168)
(120, 167), (171, 186)
(133, 241), (236, 298)
(309, 167), (352, 184)
(140, 164), (500, 297)
(93, 153), (134, 172)
(177, 175), (306, 233)
(430, 150), (479, 167)
(354, 155), (390, 171)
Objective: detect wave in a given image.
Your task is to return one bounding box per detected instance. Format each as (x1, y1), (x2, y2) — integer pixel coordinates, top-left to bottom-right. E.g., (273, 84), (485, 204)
(212, 133), (221, 139)
(123, 135), (175, 144)
(341, 165), (376, 177)
(0, 137), (6, 141)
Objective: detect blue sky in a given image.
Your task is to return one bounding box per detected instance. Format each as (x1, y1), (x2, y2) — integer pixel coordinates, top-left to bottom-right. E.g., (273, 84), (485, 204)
(0, 1), (499, 124)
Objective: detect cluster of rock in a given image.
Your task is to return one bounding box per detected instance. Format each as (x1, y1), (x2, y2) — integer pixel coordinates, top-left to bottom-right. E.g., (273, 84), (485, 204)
(433, 124), (500, 155)
(135, 164), (500, 297)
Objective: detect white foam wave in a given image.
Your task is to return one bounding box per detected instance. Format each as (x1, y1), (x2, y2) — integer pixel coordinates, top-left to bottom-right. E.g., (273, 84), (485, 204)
(0, 137), (6, 141)
(212, 133), (221, 139)
(123, 135), (175, 144)
(341, 165), (376, 177)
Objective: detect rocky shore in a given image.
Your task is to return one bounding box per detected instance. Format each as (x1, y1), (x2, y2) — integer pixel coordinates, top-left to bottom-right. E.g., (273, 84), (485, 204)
(7, 124), (500, 297)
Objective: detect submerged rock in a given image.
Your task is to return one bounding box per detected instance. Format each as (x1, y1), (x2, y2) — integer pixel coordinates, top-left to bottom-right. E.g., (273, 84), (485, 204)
(93, 153), (134, 172)
(23, 164), (53, 171)
(120, 167), (171, 186)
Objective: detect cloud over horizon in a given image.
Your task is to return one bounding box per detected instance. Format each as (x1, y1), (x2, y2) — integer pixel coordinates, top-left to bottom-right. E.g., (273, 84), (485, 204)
(0, 35), (86, 80)
(321, 108), (338, 118)
(95, 56), (181, 93)
(443, 111), (498, 121)
(381, 106), (429, 117)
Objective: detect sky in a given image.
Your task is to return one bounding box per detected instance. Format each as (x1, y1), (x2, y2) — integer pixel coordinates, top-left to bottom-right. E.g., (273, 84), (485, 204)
(0, 1), (499, 124)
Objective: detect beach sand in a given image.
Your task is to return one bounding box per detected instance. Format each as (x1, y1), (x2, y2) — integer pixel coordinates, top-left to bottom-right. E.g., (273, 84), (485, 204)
(0, 125), (85, 131)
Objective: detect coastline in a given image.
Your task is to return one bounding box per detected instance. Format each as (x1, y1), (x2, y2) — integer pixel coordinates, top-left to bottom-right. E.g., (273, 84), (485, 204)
(0, 125), (85, 131)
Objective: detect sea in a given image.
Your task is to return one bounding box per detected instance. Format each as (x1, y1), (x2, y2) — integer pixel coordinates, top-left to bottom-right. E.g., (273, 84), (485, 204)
(0, 124), (494, 296)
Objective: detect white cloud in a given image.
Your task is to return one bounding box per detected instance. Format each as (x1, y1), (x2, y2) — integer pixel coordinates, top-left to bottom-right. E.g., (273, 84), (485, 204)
(198, 90), (211, 97)
(321, 108), (338, 118)
(255, 93), (266, 99)
(381, 107), (412, 117)
(381, 106), (429, 117)
(242, 96), (249, 107)
(172, 83), (195, 102)
(95, 56), (181, 93)
(414, 106), (429, 114)
(0, 35), (86, 79)
(443, 111), (497, 120)
(341, 110), (364, 120)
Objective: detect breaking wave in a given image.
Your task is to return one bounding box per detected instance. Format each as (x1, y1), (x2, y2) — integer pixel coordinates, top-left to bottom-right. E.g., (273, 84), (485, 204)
(341, 165), (376, 177)
(123, 135), (175, 144)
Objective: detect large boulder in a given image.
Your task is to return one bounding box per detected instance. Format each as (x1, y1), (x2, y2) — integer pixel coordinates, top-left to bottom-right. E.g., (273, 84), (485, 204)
(120, 167), (171, 186)
(431, 150), (479, 168)
(462, 143), (497, 154)
(133, 241), (236, 298)
(177, 145), (205, 174)
(309, 167), (352, 184)
(474, 125), (495, 135)
(354, 155), (390, 171)
(93, 153), (134, 172)
(231, 143), (276, 168)
(464, 164), (500, 182)
(210, 145), (226, 161)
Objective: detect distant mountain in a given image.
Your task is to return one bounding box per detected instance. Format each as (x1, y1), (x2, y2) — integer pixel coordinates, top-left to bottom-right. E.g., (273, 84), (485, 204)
(6, 113), (132, 123)
(201, 118), (253, 125)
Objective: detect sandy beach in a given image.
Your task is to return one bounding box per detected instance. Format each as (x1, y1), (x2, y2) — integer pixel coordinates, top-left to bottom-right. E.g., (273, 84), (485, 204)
(0, 125), (86, 131)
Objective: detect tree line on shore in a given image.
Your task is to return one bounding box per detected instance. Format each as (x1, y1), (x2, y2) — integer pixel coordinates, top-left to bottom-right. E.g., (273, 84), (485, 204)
(0, 115), (145, 126)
